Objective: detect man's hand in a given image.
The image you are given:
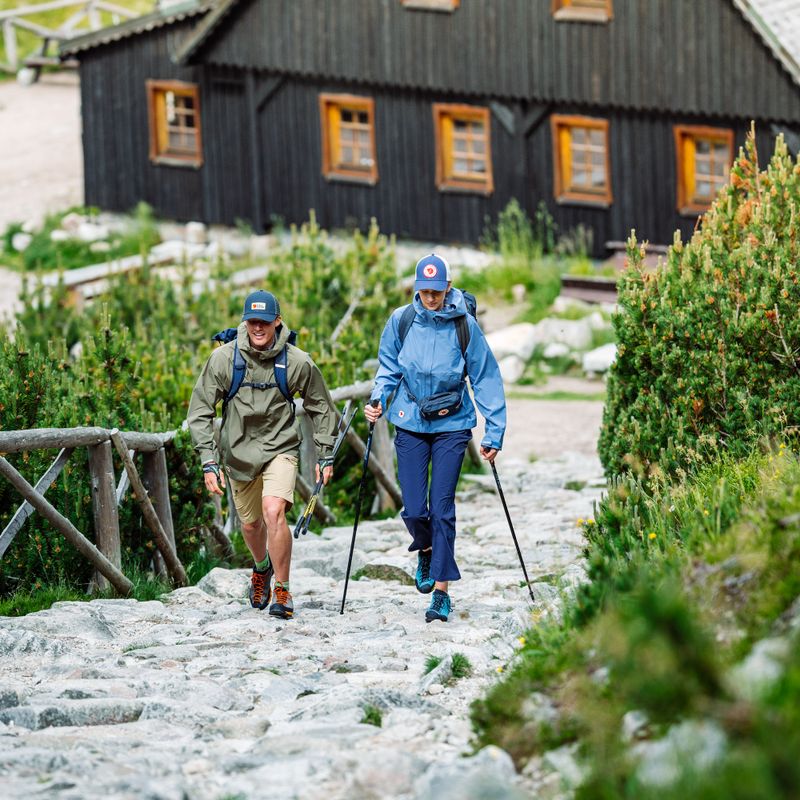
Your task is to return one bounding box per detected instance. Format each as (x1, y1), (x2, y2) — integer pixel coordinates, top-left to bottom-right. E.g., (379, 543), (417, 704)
(203, 462), (226, 496)
(480, 447), (498, 464)
(364, 400), (382, 424)
(316, 462), (334, 486)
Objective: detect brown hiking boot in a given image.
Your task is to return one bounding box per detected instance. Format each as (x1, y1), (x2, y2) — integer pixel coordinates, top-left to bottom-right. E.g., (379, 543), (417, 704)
(269, 584), (294, 619)
(249, 564), (273, 609)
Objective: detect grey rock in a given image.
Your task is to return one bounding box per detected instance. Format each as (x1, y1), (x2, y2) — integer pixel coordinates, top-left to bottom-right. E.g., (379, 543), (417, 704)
(542, 743), (587, 789)
(632, 720), (727, 788)
(726, 636), (790, 701)
(0, 699), (143, 729)
(415, 745), (526, 799)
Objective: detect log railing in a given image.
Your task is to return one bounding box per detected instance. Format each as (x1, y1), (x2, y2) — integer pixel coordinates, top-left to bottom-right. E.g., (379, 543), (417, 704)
(0, 0), (138, 77)
(0, 383), (407, 596)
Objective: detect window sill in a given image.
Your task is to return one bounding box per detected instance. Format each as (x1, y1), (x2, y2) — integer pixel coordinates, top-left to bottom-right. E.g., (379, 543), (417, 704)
(437, 181), (494, 197)
(150, 155), (203, 169)
(324, 171), (379, 187)
(678, 204), (710, 217)
(556, 194), (612, 209)
(553, 8), (612, 23)
(401, 0), (459, 11)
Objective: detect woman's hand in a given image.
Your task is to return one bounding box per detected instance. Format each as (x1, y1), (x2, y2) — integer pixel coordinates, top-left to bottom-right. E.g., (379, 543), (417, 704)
(480, 447), (498, 464)
(364, 400), (383, 424)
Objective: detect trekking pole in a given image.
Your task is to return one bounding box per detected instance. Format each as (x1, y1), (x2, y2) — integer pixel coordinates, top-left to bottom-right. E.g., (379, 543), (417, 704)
(340, 399), (379, 614)
(490, 461), (536, 603)
(293, 401), (355, 539)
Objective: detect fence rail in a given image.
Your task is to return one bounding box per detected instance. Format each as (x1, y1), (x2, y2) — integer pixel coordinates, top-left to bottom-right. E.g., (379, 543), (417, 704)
(0, 383), (409, 596)
(0, 0), (138, 76)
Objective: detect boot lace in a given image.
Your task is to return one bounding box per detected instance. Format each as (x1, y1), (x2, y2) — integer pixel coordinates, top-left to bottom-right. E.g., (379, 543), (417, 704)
(251, 571), (267, 604)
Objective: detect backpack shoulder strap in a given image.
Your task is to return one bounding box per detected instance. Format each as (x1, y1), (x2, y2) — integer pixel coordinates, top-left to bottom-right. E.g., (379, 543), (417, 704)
(397, 304), (416, 348)
(274, 342), (295, 422)
(455, 315), (470, 358)
(222, 340), (247, 418)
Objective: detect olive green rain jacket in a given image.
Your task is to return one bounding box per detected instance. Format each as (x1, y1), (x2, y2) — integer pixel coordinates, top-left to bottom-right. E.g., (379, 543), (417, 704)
(187, 322), (338, 481)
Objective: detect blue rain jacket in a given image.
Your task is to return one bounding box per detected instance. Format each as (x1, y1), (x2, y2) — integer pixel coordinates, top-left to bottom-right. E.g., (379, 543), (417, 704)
(370, 288), (506, 450)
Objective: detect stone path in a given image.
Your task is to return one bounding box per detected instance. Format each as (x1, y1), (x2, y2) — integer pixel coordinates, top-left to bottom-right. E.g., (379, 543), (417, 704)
(0, 452), (605, 800)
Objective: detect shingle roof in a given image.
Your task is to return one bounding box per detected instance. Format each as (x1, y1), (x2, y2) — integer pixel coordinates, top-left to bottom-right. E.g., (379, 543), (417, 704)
(59, 0), (213, 56)
(733, 0), (800, 87)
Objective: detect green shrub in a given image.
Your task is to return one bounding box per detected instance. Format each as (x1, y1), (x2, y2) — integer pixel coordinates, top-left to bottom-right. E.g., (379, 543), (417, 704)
(600, 132), (800, 479)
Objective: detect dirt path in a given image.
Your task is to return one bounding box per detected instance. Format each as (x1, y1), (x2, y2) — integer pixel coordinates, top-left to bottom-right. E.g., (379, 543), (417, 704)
(0, 73), (83, 233)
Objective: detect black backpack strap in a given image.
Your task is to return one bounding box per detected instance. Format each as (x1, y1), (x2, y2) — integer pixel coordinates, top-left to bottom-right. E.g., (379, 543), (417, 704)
(222, 341), (247, 420)
(397, 304), (416, 349)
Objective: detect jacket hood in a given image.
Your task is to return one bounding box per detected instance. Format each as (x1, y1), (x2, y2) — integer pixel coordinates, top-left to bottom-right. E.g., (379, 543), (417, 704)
(412, 287), (468, 322)
(237, 321), (291, 358)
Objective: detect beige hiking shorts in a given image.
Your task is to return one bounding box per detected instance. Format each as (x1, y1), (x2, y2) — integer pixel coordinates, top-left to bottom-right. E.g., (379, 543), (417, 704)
(228, 453), (298, 524)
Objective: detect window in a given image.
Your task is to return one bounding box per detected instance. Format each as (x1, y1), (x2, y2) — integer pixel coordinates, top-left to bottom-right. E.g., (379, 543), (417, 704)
(319, 94), (378, 184)
(551, 115), (612, 206)
(433, 103), (493, 194)
(147, 80), (202, 167)
(401, 0), (459, 10)
(674, 125), (734, 214)
(552, 0), (613, 22)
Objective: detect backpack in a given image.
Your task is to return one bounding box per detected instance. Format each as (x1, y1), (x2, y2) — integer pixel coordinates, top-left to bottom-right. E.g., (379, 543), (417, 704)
(397, 290), (478, 370)
(211, 326), (298, 421)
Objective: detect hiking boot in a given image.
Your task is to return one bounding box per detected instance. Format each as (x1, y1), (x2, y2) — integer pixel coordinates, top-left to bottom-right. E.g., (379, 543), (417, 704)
(415, 550), (435, 594)
(269, 584), (294, 619)
(249, 564), (273, 610)
(425, 589), (452, 623)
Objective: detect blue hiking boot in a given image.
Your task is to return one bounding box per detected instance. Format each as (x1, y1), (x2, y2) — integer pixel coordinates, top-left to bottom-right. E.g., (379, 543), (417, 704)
(425, 589), (452, 623)
(415, 550), (435, 594)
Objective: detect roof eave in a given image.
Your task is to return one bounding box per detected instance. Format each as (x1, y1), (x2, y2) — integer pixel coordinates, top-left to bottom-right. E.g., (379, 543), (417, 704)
(732, 0), (800, 90)
(173, 0), (242, 65)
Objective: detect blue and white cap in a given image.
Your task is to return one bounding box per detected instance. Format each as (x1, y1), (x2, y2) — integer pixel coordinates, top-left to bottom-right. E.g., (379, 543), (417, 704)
(414, 253), (451, 291)
(242, 290), (280, 322)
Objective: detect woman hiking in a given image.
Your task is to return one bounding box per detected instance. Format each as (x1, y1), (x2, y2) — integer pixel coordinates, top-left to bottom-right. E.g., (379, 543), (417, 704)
(365, 253), (506, 623)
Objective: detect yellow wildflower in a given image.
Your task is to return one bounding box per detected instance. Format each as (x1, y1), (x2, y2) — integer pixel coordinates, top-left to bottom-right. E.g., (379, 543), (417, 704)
(648, 532), (656, 540)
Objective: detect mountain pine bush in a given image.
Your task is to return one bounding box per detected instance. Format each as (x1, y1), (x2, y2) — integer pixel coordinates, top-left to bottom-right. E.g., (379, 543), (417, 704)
(600, 130), (800, 479)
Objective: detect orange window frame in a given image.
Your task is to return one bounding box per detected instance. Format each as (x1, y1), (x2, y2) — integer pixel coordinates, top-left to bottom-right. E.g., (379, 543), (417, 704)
(433, 103), (494, 195)
(674, 124), (734, 215)
(551, 114), (612, 206)
(552, 0), (613, 22)
(146, 80), (203, 168)
(319, 94), (378, 184)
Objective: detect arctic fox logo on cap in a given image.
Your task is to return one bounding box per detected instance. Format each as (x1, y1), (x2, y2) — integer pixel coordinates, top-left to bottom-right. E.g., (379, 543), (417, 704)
(251, 302), (267, 310)
(423, 265), (437, 278)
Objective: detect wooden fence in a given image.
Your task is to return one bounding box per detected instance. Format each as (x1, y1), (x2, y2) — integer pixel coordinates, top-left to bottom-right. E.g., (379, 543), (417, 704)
(0, 0), (137, 76)
(0, 380), (421, 597)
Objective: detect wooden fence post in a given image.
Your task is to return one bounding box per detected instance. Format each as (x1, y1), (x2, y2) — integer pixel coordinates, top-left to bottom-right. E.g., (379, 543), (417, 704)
(109, 430), (187, 587)
(142, 447), (176, 581)
(370, 417), (396, 512)
(0, 456), (133, 596)
(86, 440), (121, 592)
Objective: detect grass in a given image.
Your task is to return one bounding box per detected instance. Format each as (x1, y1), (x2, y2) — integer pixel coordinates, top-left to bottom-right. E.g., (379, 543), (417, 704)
(424, 654), (443, 674)
(450, 652), (473, 680)
(360, 704), (383, 727)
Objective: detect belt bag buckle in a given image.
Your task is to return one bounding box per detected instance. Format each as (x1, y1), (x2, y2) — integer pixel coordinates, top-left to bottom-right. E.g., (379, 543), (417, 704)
(418, 390), (462, 421)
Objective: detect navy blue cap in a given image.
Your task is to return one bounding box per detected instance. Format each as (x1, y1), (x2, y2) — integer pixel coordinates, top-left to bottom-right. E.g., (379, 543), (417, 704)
(414, 253), (451, 291)
(242, 290), (280, 322)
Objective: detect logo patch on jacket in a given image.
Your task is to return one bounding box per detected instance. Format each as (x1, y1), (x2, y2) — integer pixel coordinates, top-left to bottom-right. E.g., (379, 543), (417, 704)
(438, 408), (449, 416)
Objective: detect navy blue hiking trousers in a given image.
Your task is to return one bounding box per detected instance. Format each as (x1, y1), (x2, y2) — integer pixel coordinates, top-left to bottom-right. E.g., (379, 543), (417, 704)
(395, 427), (472, 583)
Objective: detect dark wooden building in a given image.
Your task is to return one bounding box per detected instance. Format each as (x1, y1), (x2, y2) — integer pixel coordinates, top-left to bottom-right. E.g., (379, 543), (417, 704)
(61, 0), (800, 256)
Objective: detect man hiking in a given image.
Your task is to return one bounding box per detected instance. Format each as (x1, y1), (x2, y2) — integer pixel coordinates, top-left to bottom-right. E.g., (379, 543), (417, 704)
(187, 290), (338, 618)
